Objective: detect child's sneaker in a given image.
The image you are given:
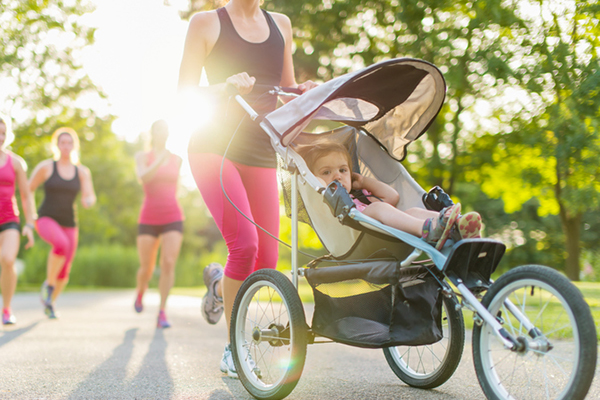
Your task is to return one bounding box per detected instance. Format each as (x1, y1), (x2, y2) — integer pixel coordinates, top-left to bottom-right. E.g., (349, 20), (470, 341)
(422, 203), (461, 250)
(2, 309), (16, 325)
(134, 292), (144, 313)
(457, 211), (482, 239)
(202, 263), (224, 325)
(157, 310), (171, 328)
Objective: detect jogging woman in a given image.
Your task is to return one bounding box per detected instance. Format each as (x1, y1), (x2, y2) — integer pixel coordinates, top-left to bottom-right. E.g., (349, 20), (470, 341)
(134, 119), (184, 329)
(0, 117), (35, 325)
(29, 127), (96, 319)
(178, 0), (316, 377)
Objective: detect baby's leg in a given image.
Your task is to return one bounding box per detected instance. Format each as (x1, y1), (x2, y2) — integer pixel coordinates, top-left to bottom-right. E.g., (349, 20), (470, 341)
(405, 207), (440, 220)
(362, 202), (424, 236)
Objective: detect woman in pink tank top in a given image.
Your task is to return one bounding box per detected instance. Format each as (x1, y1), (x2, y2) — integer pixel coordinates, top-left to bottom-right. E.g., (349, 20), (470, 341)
(0, 117), (35, 325)
(134, 120), (184, 328)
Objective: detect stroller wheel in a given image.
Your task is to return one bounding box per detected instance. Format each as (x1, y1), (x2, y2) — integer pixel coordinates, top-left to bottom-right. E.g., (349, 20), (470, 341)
(231, 269), (308, 400)
(473, 265), (597, 400)
(383, 293), (465, 388)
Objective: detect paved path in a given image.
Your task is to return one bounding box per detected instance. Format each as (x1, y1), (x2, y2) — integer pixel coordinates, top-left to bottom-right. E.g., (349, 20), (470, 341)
(1, 290), (598, 399)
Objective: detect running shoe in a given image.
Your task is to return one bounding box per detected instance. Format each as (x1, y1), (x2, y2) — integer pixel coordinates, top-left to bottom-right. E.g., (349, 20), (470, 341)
(220, 344), (238, 378)
(134, 292), (144, 313)
(157, 310), (171, 328)
(2, 309), (16, 325)
(40, 281), (53, 307)
(220, 343), (261, 379)
(44, 303), (57, 319)
(201, 263), (224, 325)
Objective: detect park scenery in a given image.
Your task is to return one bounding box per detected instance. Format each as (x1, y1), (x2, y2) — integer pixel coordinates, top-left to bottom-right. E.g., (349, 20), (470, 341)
(1, 0), (599, 399)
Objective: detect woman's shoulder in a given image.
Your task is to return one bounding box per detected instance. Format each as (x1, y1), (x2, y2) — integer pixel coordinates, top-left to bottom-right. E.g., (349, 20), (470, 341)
(6, 150), (26, 169)
(188, 9), (220, 33)
(34, 158), (54, 170)
(77, 163), (92, 177)
(268, 11), (292, 38)
(269, 12), (292, 28)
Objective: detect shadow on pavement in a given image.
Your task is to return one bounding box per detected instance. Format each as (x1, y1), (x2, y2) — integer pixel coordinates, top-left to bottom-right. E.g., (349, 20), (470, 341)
(0, 321), (40, 348)
(67, 328), (138, 399)
(66, 327), (174, 399)
(128, 328), (174, 398)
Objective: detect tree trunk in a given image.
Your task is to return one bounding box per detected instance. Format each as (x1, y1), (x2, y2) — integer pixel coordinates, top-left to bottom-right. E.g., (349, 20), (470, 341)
(559, 211), (582, 281)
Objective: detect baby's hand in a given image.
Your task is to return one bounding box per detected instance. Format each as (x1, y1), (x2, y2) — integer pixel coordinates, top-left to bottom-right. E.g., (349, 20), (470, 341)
(352, 172), (363, 190)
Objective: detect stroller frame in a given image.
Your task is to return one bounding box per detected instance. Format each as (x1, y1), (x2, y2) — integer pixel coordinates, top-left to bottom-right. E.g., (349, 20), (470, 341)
(227, 59), (597, 400)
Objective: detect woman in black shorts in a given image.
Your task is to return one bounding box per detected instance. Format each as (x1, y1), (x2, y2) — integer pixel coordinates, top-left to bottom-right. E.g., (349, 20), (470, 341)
(134, 120), (184, 328)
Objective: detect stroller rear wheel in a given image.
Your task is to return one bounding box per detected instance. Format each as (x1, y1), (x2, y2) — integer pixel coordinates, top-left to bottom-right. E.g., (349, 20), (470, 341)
(472, 265), (597, 400)
(231, 269), (308, 400)
(383, 293), (465, 388)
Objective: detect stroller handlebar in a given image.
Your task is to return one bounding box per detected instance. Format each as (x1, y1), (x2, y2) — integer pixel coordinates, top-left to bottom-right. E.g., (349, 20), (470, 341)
(234, 84), (302, 121)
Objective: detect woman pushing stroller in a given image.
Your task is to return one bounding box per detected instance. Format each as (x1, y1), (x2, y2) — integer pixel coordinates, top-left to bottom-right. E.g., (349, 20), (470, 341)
(297, 140), (482, 249)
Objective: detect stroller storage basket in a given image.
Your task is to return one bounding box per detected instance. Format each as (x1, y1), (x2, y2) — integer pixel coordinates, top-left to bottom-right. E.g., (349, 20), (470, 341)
(305, 260), (443, 348)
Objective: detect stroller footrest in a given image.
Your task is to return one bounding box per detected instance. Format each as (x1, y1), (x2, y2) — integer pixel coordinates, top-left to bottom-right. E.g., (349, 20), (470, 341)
(442, 239), (506, 290)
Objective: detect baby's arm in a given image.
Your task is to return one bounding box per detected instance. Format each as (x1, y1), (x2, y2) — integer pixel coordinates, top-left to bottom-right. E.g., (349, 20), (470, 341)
(352, 173), (399, 206)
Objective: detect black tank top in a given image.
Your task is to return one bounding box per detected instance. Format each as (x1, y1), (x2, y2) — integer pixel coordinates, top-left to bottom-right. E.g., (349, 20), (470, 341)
(188, 7), (285, 168)
(38, 161), (81, 227)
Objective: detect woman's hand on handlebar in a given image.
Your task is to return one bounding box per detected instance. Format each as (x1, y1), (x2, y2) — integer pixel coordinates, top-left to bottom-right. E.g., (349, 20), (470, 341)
(225, 72), (256, 95)
(298, 80), (318, 93)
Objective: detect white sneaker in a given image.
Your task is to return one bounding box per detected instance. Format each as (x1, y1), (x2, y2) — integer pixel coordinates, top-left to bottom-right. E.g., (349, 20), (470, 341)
(220, 344), (238, 378)
(220, 343), (261, 379)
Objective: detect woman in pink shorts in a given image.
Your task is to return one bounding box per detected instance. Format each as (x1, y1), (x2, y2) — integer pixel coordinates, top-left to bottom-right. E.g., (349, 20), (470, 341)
(178, 0), (317, 376)
(29, 127), (96, 319)
(0, 117), (35, 325)
(134, 120), (184, 328)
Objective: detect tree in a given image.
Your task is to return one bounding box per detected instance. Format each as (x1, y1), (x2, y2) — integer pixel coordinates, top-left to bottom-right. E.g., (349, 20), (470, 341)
(0, 0), (99, 124)
(470, 0), (600, 280)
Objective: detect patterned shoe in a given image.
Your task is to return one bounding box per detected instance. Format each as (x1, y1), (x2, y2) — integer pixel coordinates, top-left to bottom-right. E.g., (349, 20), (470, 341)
(157, 310), (171, 329)
(434, 204), (461, 250)
(201, 263), (224, 325)
(457, 211), (482, 239)
(134, 292), (144, 313)
(422, 204), (462, 250)
(2, 309), (16, 325)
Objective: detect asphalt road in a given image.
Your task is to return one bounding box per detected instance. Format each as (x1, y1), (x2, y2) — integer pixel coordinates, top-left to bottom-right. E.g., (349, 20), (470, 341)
(1, 290), (598, 400)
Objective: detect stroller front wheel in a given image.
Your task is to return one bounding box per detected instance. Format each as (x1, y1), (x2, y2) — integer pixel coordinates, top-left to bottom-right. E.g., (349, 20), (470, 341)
(231, 269), (308, 400)
(472, 265), (597, 400)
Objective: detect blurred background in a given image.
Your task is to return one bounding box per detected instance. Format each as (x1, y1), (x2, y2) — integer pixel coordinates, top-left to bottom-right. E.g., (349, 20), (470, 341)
(1, 0), (598, 289)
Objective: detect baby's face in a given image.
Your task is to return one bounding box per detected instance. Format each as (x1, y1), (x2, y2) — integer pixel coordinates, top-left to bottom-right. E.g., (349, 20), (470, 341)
(312, 152), (352, 192)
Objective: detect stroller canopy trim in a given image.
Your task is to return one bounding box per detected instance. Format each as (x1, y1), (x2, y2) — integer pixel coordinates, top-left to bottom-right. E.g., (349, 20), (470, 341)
(265, 58), (446, 161)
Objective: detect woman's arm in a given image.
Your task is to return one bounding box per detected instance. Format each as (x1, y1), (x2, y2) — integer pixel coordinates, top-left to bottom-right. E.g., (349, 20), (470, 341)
(12, 153), (34, 248)
(352, 173), (400, 207)
(28, 159), (52, 194)
(272, 13), (317, 97)
(78, 165), (96, 208)
(135, 151), (170, 184)
(178, 11), (254, 95)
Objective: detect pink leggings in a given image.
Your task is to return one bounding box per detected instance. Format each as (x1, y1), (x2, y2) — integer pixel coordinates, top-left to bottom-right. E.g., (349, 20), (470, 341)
(35, 217), (79, 280)
(189, 153), (279, 281)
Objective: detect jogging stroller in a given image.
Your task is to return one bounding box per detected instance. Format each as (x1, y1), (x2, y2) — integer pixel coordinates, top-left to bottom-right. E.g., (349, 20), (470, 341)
(228, 58), (597, 400)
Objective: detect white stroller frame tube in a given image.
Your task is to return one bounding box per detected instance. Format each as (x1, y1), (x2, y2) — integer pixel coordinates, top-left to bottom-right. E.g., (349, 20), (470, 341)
(291, 170), (299, 288)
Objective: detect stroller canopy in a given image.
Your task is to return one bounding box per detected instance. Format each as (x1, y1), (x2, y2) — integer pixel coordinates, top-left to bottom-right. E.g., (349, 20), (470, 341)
(265, 58), (446, 161)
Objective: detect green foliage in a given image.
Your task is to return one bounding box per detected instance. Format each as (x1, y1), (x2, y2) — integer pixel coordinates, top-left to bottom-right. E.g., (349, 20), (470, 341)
(0, 0), (98, 122)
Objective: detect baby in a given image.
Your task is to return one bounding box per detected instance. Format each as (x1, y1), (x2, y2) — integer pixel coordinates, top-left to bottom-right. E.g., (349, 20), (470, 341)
(298, 140), (481, 249)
